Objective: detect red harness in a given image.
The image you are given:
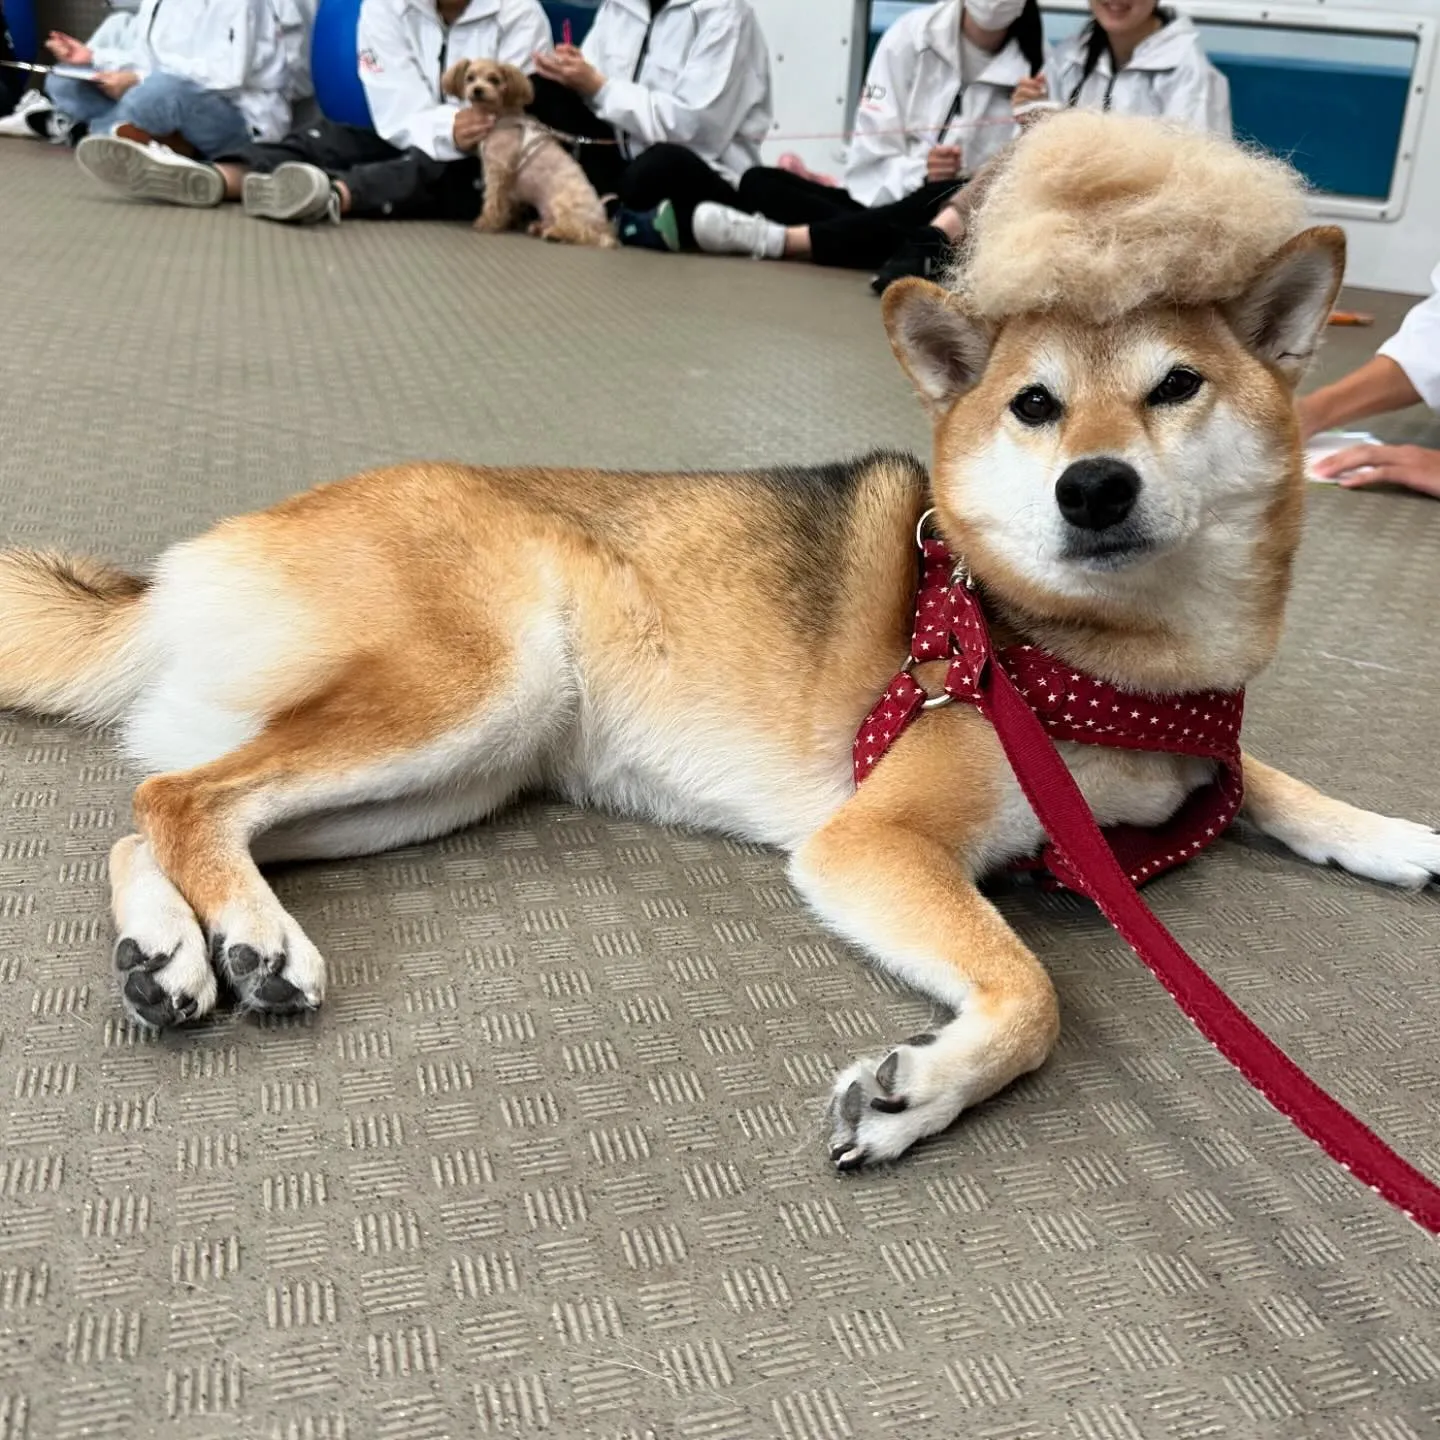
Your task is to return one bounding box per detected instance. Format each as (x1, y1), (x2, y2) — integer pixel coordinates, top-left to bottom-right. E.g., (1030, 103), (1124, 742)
(852, 526), (1440, 1234)
(856, 536), (1245, 891)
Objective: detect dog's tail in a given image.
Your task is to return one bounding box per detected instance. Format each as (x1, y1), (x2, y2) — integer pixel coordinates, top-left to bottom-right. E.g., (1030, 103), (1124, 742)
(0, 550), (155, 724)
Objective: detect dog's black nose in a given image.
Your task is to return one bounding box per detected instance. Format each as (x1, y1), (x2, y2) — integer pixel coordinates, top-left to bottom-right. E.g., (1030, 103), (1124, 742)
(1055, 458), (1141, 531)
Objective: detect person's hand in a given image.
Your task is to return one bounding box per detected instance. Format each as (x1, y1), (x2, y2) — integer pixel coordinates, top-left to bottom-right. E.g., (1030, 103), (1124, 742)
(1312, 442), (1440, 497)
(926, 144), (963, 182)
(531, 45), (604, 98)
(1013, 75), (1048, 107)
(46, 31), (93, 65)
(453, 107), (495, 152)
(94, 70), (140, 100)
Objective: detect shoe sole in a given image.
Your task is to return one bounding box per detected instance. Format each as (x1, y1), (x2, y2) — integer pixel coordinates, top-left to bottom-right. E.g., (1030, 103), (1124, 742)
(243, 166), (330, 224)
(76, 137), (223, 207)
(653, 199), (680, 253)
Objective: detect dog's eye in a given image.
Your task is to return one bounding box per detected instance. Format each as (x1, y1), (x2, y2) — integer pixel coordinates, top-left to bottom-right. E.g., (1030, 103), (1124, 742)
(1010, 386), (1061, 426)
(1147, 367), (1204, 406)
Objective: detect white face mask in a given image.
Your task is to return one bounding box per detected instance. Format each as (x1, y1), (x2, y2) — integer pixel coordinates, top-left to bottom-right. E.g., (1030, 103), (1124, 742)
(965, 0), (1027, 29)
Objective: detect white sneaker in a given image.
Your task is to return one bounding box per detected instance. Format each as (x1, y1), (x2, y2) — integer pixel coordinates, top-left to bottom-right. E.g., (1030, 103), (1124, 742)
(692, 201), (785, 260)
(0, 90), (52, 140)
(76, 135), (225, 206)
(242, 163), (341, 225)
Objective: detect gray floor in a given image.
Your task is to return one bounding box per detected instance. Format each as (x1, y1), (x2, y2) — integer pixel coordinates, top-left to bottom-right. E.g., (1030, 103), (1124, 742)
(3, 139), (1440, 1440)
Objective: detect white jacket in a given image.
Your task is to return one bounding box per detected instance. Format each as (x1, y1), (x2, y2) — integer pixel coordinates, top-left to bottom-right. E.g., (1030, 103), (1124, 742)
(582, 0), (771, 184)
(1046, 16), (1230, 136)
(847, 0), (1034, 207)
(125, 0), (293, 142)
(358, 0), (552, 161)
(1378, 262), (1440, 411)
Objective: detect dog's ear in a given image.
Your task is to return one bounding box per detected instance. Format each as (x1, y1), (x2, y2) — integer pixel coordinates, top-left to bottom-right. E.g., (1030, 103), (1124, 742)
(502, 64), (535, 111)
(1224, 225), (1346, 386)
(883, 279), (992, 414)
(440, 60), (469, 100)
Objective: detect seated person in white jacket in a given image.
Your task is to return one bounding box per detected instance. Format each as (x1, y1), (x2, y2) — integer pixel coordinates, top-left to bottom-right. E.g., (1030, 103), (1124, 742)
(685, 0), (1041, 274)
(1303, 263), (1440, 499)
(525, 0), (772, 252)
(897, 0), (1230, 286)
(75, 0), (551, 223)
(52, 0), (292, 173)
(0, 6), (133, 141)
(1040, 0), (1229, 136)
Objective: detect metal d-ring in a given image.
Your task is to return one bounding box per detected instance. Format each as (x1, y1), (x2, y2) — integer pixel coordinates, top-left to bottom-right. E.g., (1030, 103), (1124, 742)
(901, 654), (953, 709)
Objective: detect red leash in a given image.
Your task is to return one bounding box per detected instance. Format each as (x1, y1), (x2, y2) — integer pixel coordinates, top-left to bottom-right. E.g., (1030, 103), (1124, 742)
(980, 642), (1440, 1233)
(860, 533), (1440, 1233)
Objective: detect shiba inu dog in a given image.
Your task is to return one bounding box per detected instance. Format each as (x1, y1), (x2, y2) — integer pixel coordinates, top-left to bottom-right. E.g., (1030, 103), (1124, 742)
(2, 114), (1436, 1169)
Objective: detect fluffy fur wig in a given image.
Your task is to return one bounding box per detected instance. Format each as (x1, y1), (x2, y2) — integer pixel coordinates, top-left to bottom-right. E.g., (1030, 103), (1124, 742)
(954, 111), (1310, 324)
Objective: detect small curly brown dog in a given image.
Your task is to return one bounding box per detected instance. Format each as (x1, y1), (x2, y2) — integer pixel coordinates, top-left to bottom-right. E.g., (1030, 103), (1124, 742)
(442, 58), (615, 249)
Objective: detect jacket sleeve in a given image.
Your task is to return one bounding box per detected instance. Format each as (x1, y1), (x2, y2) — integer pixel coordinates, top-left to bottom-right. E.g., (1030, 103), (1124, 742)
(1378, 267), (1440, 411)
(496, 0), (552, 71)
(843, 23), (927, 208)
(589, 9), (761, 155)
(358, 0), (459, 161)
(1158, 55), (1232, 137)
(158, 0), (260, 93)
(89, 14), (140, 71)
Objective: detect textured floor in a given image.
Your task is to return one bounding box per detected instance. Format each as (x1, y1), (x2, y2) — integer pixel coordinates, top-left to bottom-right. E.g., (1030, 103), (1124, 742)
(3, 139), (1440, 1440)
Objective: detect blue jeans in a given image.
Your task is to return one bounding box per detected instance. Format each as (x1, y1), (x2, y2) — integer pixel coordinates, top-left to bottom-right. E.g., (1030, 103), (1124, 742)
(46, 71), (252, 159)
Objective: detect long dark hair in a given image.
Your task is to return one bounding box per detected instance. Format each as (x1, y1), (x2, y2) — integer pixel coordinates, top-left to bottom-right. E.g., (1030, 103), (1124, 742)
(1007, 0), (1046, 78)
(1070, 5), (1173, 100)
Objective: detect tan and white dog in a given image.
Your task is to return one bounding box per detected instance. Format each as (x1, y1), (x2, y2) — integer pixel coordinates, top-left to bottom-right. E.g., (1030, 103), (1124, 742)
(441, 57), (615, 249)
(1, 115), (1435, 1169)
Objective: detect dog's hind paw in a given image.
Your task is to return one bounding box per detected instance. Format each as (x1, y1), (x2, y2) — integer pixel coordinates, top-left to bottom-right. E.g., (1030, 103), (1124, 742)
(114, 924), (217, 1031)
(209, 900), (325, 1017)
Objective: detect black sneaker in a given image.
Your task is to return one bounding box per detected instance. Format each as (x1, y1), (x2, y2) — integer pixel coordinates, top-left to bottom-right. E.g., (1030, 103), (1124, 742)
(615, 199), (680, 252)
(870, 226), (951, 295)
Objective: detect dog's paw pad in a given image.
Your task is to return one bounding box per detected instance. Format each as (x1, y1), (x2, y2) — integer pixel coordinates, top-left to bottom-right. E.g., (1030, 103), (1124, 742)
(115, 936), (210, 1030)
(211, 924), (324, 1017)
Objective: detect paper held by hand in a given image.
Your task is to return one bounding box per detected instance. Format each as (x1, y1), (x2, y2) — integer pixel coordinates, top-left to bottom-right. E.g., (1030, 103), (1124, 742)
(1304, 431), (1383, 484)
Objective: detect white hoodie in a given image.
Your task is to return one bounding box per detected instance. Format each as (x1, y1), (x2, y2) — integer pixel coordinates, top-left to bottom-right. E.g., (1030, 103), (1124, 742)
(123, 0), (293, 142)
(1045, 16), (1230, 136)
(846, 0), (1037, 208)
(581, 0), (772, 184)
(357, 0), (551, 161)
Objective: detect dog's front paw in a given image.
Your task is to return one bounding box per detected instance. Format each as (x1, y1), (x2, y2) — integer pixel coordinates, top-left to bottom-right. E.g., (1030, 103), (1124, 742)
(115, 920), (218, 1031)
(209, 900), (325, 1017)
(1291, 808), (1440, 889)
(826, 1032), (967, 1170)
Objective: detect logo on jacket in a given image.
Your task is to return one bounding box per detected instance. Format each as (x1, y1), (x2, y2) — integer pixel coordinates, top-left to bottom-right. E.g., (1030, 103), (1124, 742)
(360, 49), (383, 74)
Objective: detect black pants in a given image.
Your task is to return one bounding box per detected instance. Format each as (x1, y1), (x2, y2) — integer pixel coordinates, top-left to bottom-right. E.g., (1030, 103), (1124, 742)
(221, 120), (484, 221)
(735, 169), (962, 270)
(527, 76), (740, 249)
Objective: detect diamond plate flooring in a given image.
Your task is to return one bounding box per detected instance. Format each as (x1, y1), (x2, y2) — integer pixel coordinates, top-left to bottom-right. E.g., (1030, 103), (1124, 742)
(2, 140), (1440, 1440)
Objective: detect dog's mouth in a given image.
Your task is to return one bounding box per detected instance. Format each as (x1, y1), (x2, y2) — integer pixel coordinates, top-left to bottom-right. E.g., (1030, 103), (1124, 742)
(1060, 531), (1161, 572)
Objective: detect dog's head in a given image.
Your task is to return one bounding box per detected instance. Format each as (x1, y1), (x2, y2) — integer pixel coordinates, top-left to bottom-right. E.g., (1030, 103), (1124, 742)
(440, 58), (534, 114)
(885, 113), (1344, 690)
